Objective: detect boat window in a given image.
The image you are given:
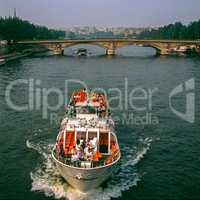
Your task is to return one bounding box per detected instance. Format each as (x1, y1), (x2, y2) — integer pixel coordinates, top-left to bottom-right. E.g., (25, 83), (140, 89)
(58, 131), (64, 145)
(88, 131), (97, 141)
(77, 131), (86, 140)
(76, 106), (96, 114)
(65, 131), (75, 143)
(110, 133), (115, 145)
(99, 132), (109, 153)
(110, 133), (117, 155)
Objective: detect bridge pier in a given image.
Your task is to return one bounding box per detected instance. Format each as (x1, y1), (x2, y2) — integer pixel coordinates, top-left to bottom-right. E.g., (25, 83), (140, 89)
(157, 48), (169, 55)
(51, 44), (64, 55)
(106, 48), (115, 56)
(53, 48), (64, 55)
(196, 46), (200, 55)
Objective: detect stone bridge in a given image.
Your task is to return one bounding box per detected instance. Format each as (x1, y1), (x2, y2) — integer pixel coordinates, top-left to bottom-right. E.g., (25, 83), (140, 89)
(17, 39), (200, 56)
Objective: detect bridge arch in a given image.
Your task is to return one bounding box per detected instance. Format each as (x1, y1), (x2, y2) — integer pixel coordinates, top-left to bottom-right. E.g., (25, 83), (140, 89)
(46, 42), (108, 55)
(61, 43), (107, 56)
(61, 42), (108, 49)
(112, 42), (166, 54)
(113, 42), (160, 55)
(115, 44), (156, 56)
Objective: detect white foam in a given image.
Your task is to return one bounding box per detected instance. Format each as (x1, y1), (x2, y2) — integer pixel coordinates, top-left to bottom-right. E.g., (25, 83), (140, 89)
(27, 136), (153, 200)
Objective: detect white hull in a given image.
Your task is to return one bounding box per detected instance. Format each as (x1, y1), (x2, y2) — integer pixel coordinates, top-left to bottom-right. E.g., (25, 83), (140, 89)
(77, 53), (87, 56)
(52, 89), (121, 192)
(52, 152), (120, 192)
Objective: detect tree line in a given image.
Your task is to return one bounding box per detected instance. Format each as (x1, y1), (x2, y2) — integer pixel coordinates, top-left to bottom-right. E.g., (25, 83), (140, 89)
(0, 17), (66, 42)
(137, 19), (200, 40)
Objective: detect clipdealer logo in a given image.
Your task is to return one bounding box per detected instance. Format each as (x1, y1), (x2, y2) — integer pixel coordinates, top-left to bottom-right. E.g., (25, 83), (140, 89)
(169, 78), (195, 123)
(4, 77), (196, 124)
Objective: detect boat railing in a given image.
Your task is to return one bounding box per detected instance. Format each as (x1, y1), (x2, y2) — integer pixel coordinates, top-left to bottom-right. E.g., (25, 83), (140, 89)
(53, 148), (120, 169)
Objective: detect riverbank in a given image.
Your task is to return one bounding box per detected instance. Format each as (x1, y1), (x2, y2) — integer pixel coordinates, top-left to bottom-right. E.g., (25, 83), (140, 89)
(0, 46), (48, 66)
(0, 52), (31, 66)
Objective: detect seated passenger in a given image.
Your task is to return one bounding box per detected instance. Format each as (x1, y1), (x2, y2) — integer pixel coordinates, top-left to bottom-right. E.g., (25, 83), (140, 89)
(71, 146), (79, 161)
(77, 148), (83, 160)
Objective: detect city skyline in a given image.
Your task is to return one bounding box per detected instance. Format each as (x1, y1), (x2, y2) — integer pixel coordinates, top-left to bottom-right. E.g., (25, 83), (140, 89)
(1, 0), (200, 29)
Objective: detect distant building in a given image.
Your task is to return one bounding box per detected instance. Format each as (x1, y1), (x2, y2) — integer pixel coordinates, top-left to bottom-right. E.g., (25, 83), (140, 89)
(14, 8), (17, 18)
(65, 26), (154, 39)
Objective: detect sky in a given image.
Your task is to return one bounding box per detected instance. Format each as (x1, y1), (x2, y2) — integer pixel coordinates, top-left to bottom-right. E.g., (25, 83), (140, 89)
(1, 0), (200, 28)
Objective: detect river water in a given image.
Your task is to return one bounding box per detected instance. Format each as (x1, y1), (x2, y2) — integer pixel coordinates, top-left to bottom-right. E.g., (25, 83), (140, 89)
(0, 45), (200, 200)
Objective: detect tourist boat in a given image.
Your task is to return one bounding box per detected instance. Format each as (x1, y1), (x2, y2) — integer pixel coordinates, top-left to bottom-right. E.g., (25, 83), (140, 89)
(52, 89), (121, 192)
(76, 48), (87, 56)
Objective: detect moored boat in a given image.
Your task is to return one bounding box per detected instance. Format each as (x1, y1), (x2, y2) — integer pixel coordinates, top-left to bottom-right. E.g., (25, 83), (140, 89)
(76, 48), (87, 56)
(52, 89), (121, 192)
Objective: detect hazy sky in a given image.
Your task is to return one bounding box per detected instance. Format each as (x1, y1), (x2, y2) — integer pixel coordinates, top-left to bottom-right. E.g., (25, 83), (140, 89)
(1, 0), (200, 28)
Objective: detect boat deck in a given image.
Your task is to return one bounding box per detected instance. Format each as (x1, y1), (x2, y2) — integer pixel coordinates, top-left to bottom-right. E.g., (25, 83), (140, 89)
(53, 149), (120, 169)
(69, 90), (108, 118)
(53, 129), (120, 169)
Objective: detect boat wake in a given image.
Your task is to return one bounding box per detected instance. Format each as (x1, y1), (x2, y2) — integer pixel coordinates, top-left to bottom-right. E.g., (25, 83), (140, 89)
(26, 136), (153, 200)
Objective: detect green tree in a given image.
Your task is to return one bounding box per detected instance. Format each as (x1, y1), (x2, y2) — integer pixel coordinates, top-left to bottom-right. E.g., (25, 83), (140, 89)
(137, 19), (200, 40)
(0, 16), (65, 42)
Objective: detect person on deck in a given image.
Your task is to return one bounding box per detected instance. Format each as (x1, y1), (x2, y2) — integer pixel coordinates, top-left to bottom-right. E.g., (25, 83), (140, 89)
(71, 146), (79, 161)
(85, 144), (92, 160)
(90, 137), (98, 153)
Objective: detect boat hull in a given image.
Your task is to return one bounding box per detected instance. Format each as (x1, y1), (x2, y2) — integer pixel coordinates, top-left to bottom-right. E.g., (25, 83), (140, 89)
(77, 53), (87, 56)
(52, 154), (120, 192)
